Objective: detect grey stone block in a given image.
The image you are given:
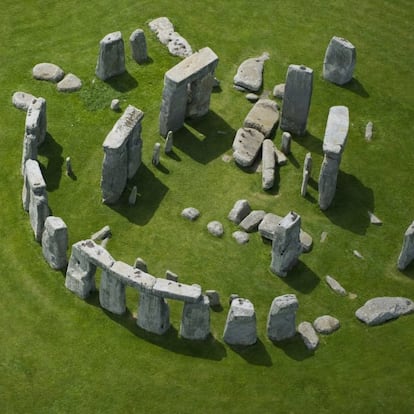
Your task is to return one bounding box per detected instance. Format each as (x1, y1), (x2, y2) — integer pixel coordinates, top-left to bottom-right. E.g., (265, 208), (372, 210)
(228, 199), (251, 225)
(137, 291), (170, 334)
(313, 315), (340, 334)
(166, 270), (179, 282)
(56, 74), (82, 92)
(258, 213), (283, 240)
(233, 53), (269, 92)
(99, 270), (126, 315)
(232, 127), (265, 167)
(267, 294), (298, 341)
(262, 139), (276, 190)
(239, 210), (266, 233)
(95, 31), (126, 81)
(41, 216), (68, 270)
(152, 278), (202, 303)
(180, 295), (210, 340)
(12, 91), (36, 112)
(205, 290), (220, 307)
(32, 62), (64, 82)
(130, 29), (147, 64)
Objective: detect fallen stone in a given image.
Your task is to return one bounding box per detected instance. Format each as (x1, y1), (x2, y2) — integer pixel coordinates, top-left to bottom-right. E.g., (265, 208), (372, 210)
(228, 199), (251, 224)
(99, 269), (126, 315)
(181, 207), (200, 221)
(137, 291), (170, 334)
(258, 213), (283, 240)
(41, 216), (68, 270)
(246, 93), (259, 102)
(267, 294), (298, 341)
(320, 231), (328, 243)
(281, 131), (291, 155)
(91, 225), (111, 241)
(262, 139), (276, 190)
(313, 315), (340, 334)
(166, 270), (179, 282)
(275, 148), (288, 166)
(232, 231), (250, 244)
(95, 31), (126, 81)
(355, 297), (414, 326)
(232, 127), (265, 167)
(130, 29), (148, 64)
(239, 210), (266, 233)
(233, 52), (269, 92)
(148, 17), (174, 45)
(32, 62), (64, 83)
(133, 257), (148, 272)
(205, 290), (220, 307)
(353, 250), (364, 259)
(110, 99), (120, 111)
(243, 99), (280, 138)
(365, 121), (373, 141)
(168, 33), (193, 58)
(12, 91), (36, 111)
(57, 73), (82, 92)
(368, 211), (382, 225)
(207, 221), (224, 237)
(272, 83), (285, 99)
(325, 275), (347, 296)
(24, 97), (47, 150)
(297, 321), (319, 350)
(397, 221), (414, 270)
(300, 230), (313, 253)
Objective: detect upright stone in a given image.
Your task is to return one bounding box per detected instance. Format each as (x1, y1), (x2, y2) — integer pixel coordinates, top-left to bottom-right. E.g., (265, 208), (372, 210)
(133, 257), (148, 272)
(297, 321), (319, 350)
(280, 65), (313, 136)
(25, 97), (47, 147)
(323, 37), (356, 85)
(95, 31), (126, 81)
(223, 298), (257, 346)
(365, 121), (373, 141)
(128, 186), (137, 205)
(41, 216), (68, 270)
(281, 132), (292, 155)
(65, 157), (73, 176)
(129, 29), (148, 64)
(270, 211), (302, 277)
(137, 291), (170, 335)
(233, 53), (269, 92)
(397, 221), (414, 270)
(165, 130), (174, 153)
(301, 170), (309, 197)
(180, 295), (210, 340)
(267, 294), (299, 341)
(243, 99), (280, 138)
(99, 271), (126, 315)
(152, 143), (161, 165)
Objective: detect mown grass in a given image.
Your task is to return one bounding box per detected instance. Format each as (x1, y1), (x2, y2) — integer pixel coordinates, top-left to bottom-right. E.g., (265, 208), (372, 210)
(1, 0), (413, 413)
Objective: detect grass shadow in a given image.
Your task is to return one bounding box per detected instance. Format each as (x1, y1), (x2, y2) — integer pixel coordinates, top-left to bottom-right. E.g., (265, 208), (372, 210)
(276, 261), (320, 294)
(293, 132), (323, 156)
(287, 152), (300, 169)
(106, 71), (138, 93)
(339, 77), (369, 98)
(228, 338), (273, 366)
(38, 133), (64, 192)
(174, 111), (236, 164)
(271, 334), (314, 361)
(400, 261), (414, 279)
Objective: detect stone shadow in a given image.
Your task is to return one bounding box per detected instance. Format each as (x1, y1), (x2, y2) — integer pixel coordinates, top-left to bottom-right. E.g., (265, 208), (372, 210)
(339, 78), (369, 98)
(37, 133), (64, 192)
(293, 132), (323, 156)
(173, 111), (235, 164)
(228, 338), (273, 366)
(108, 163), (168, 225)
(270, 334), (314, 361)
(400, 261), (414, 280)
(322, 170), (374, 235)
(106, 71), (138, 93)
(277, 261), (320, 294)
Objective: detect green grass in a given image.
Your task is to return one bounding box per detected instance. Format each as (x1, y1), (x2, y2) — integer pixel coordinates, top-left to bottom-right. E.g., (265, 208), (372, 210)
(1, 0), (414, 413)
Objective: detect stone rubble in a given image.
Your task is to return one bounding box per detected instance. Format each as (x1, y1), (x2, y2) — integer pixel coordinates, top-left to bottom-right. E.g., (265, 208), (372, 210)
(110, 99), (121, 111)
(133, 257), (148, 272)
(91, 225), (112, 242)
(368, 210), (382, 225)
(128, 186), (138, 205)
(164, 130), (174, 153)
(207, 221), (224, 237)
(232, 127), (265, 167)
(181, 207), (200, 221)
(232, 230), (250, 244)
(243, 98), (280, 138)
(166, 270), (179, 282)
(152, 142), (161, 166)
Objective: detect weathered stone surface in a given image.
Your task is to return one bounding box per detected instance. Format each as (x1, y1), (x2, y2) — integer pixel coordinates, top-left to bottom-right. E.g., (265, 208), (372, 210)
(313, 315), (340, 334)
(165, 270), (179, 282)
(258, 213), (283, 239)
(33, 62), (64, 82)
(365, 121), (373, 141)
(239, 210), (266, 233)
(368, 211), (382, 225)
(228, 199), (251, 225)
(65, 157), (73, 176)
(133, 257), (148, 272)
(137, 291), (170, 334)
(301, 170), (309, 197)
(57, 73), (82, 92)
(181, 207), (200, 221)
(262, 139), (276, 190)
(109, 261), (155, 291)
(232, 127), (265, 167)
(355, 297), (414, 326)
(281, 132), (291, 155)
(95, 31), (126, 81)
(110, 99), (120, 111)
(207, 221), (224, 237)
(101, 105), (144, 204)
(397, 221), (414, 270)
(304, 152), (312, 175)
(164, 130), (173, 153)
(99, 270), (126, 315)
(180, 295), (210, 340)
(274, 148), (287, 166)
(232, 231), (250, 244)
(229, 294), (240, 304)
(205, 290), (220, 307)
(128, 186), (137, 205)
(325, 275), (347, 296)
(101, 237), (110, 249)
(246, 93), (259, 102)
(223, 298), (257, 346)
(233, 53), (269, 92)
(91, 225), (111, 241)
(152, 278), (202, 303)
(297, 321), (319, 350)
(280, 64), (313, 136)
(130, 29), (148, 64)
(41, 216), (68, 270)
(12, 91), (36, 111)
(300, 230), (313, 253)
(323, 36), (356, 85)
(273, 83), (285, 99)
(167, 33), (193, 58)
(267, 294), (299, 341)
(243, 99), (280, 138)
(270, 211), (302, 277)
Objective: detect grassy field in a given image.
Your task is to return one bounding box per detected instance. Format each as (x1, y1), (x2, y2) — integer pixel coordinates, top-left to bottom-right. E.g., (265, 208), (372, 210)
(1, 0), (413, 412)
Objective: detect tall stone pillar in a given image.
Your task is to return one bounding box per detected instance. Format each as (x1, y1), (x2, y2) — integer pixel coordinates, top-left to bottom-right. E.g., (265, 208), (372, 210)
(129, 29), (148, 64)
(180, 295), (210, 340)
(99, 271), (126, 315)
(137, 291), (170, 335)
(267, 294), (299, 341)
(95, 31), (126, 81)
(41, 216), (68, 270)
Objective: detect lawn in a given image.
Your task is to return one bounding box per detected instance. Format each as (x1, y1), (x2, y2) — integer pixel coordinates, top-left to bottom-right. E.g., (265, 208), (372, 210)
(0, 0), (413, 413)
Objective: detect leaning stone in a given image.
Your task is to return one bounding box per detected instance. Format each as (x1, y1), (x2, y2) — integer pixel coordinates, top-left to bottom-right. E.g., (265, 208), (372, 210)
(232, 231), (250, 244)
(355, 297), (414, 326)
(365, 121), (373, 141)
(95, 31), (126, 81)
(258, 213), (283, 240)
(275, 148), (288, 166)
(325, 275), (347, 296)
(243, 99), (280, 138)
(205, 290), (220, 307)
(297, 321), (319, 351)
(99, 270), (126, 315)
(12, 91), (36, 111)
(128, 186), (137, 205)
(246, 93), (259, 102)
(130, 29), (148, 64)
(180, 295), (210, 340)
(239, 210), (266, 233)
(91, 225), (111, 241)
(323, 36), (356, 85)
(313, 315), (340, 334)
(207, 221), (224, 237)
(267, 294), (298, 341)
(262, 139), (276, 190)
(223, 298), (257, 346)
(181, 207), (200, 221)
(228, 199), (251, 224)
(110, 99), (120, 111)
(42, 216), (68, 270)
(133, 257), (148, 272)
(232, 127), (265, 167)
(57, 73), (82, 92)
(368, 211), (382, 225)
(281, 132), (291, 155)
(32, 62), (64, 82)
(166, 270), (179, 282)
(397, 221), (414, 270)
(233, 52), (269, 92)
(272, 83), (285, 99)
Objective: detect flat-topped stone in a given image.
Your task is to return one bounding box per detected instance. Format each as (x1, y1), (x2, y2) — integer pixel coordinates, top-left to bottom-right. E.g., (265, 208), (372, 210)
(239, 210), (266, 232)
(233, 53), (269, 92)
(152, 278), (202, 303)
(33, 62), (65, 82)
(12, 91), (36, 111)
(57, 73), (82, 92)
(75, 239), (115, 269)
(109, 261), (156, 291)
(273, 83), (285, 99)
(322, 106), (349, 158)
(243, 99), (280, 138)
(397, 221), (414, 270)
(232, 127), (265, 167)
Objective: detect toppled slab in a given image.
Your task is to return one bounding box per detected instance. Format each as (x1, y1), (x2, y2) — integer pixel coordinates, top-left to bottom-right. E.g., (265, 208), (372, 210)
(33, 62), (65, 82)
(243, 99), (280, 138)
(325, 275), (347, 296)
(12, 91), (36, 111)
(91, 225), (111, 241)
(57, 73), (82, 92)
(355, 297), (414, 326)
(233, 52), (269, 92)
(262, 139), (276, 190)
(181, 207), (200, 221)
(108, 261), (156, 292)
(239, 210), (266, 232)
(232, 127), (265, 167)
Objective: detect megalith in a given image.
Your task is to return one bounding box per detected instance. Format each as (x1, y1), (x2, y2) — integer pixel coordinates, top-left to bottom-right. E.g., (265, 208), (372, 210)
(280, 64), (313, 136)
(270, 211), (302, 277)
(95, 31), (126, 81)
(101, 105), (144, 204)
(262, 139), (276, 190)
(159, 47), (218, 137)
(99, 270), (126, 315)
(318, 106), (349, 210)
(397, 221), (414, 270)
(267, 294), (299, 341)
(180, 295), (210, 340)
(129, 29), (148, 64)
(137, 291), (170, 335)
(323, 37), (356, 85)
(41, 216), (68, 270)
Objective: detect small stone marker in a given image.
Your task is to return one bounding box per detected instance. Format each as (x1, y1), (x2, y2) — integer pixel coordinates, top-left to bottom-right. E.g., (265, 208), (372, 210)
(133, 257), (148, 272)
(181, 207), (200, 221)
(32, 62), (65, 83)
(205, 290), (220, 307)
(57, 73), (82, 92)
(165, 130), (174, 153)
(128, 186), (137, 205)
(228, 199), (251, 224)
(365, 121), (373, 141)
(320, 231), (328, 243)
(152, 142), (161, 165)
(12, 91), (36, 111)
(313, 315), (340, 334)
(325, 275), (347, 296)
(180, 295), (210, 340)
(42, 216), (68, 270)
(297, 321), (319, 351)
(267, 294), (298, 341)
(166, 270), (179, 282)
(91, 225), (111, 241)
(397, 221), (414, 270)
(207, 221), (224, 237)
(130, 29), (148, 64)
(368, 211), (382, 225)
(65, 157), (73, 176)
(110, 99), (120, 111)
(246, 93), (259, 102)
(281, 132), (292, 155)
(232, 231), (250, 244)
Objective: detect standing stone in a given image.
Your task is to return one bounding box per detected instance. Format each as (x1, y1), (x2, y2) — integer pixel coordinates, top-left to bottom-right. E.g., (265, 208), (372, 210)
(301, 170), (309, 197)
(318, 106), (349, 210)
(223, 298), (257, 346)
(128, 186), (138, 205)
(270, 211), (302, 277)
(365, 121), (373, 141)
(65, 157), (73, 176)
(152, 142), (161, 165)
(280, 64), (313, 136)
(281, 132), (292, 155)
(99, 271), (126, 315)
(26, 97), (47, 146)
(95, 31), (126, 81)
(397, 221), (414, 270)
(133, 257), (148, 272)
(91, 225), (112, 241)
(228, 199), (251, 224)
(323, 36), (356, 85)
(41, 216), (68, 270)
(232, 231), (250, 244)
(166, 270), (179, 282)
(325, 275), (347, 296)
(164, 130), (174, 153)
(205, 290), (220, 307)
(137, 291), (170, 335)
(130, 29), (148, 64)
(233, 53), (269, 92)
(180, 295), (210, 340)
(313, 315), (340, 334)
(267, 294), (299, 341)
(297, 321), (319, 350)
(262, 139), (276, 190)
